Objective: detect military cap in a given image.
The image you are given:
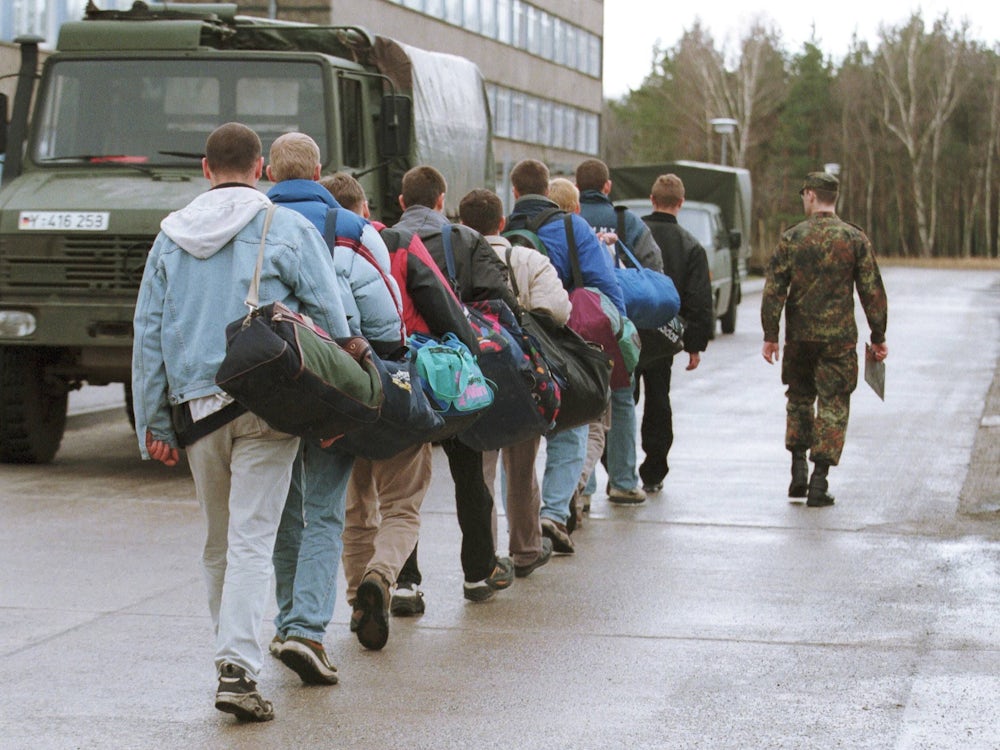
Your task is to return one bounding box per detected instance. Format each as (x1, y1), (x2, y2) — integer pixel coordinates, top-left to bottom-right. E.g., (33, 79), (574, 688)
(799, 172), (839, 195)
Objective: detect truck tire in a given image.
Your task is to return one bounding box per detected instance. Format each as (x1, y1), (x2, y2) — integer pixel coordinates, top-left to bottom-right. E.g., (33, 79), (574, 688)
(720, 281), (739, 334)
(0, 347), (68, 464)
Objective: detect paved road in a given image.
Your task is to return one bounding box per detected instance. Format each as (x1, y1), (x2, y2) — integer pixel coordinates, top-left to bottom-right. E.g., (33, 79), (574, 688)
(2, 266), (999, 749)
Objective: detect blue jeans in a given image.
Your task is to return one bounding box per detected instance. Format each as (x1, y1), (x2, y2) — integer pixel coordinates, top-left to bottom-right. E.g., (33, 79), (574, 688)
(541, 424), (588, 525)
(273, 441), (354, 642)
(606, 383), (639, 491)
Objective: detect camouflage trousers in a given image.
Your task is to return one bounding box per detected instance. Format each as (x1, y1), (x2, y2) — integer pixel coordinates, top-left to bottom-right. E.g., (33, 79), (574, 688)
(781, 341), (858, 465)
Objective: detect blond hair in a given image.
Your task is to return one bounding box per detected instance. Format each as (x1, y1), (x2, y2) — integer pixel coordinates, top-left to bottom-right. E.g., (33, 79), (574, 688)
(267, 132), (320, 182)
(548, 177), (579, 212)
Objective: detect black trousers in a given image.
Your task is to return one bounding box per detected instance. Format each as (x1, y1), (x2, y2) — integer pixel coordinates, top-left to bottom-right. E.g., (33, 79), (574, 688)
(634, 357), (674, 486)
(396, 436), (497, 584)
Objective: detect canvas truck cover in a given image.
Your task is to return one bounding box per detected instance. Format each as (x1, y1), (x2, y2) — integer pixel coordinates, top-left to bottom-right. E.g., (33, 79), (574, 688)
(371, 36), (495, 217)
(609, 161), (752, 260)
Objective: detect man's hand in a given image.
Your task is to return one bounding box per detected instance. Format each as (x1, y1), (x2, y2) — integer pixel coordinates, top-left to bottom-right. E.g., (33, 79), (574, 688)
(869, 342), (888, 361)
(762, 341), (780, 364)
(686, 352), (700, 371)
(146, 430), (179, 467)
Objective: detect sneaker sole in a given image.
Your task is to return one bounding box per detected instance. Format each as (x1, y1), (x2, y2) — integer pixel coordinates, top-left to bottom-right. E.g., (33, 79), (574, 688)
(215, 693), (275, 722)
(355, 578), (390, 650)
(278, 641), (339, 685)
(463, 584), (496, 602)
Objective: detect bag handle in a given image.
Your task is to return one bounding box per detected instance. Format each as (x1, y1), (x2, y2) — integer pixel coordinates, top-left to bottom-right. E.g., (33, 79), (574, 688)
(614, 238), (644, 270)
(242, 204), (278, 324)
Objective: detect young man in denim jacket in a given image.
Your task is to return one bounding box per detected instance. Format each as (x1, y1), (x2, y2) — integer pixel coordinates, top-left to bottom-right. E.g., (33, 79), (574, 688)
(132, 123), (349, 722)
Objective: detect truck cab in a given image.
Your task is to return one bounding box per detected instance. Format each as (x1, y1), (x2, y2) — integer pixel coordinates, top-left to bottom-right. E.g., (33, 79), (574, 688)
(0, 1), (493, 463)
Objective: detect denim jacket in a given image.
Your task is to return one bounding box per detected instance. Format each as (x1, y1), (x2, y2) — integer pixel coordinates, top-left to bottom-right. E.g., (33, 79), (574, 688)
(131, 186), (349, 458)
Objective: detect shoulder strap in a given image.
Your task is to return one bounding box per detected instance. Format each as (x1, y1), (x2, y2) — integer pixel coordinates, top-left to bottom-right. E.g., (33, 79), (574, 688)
(439, 223), (459, 282)
(527, 206), (564, 233)
(244, 204), (278, 315)
(563, 213), (585, 290)
(614, 204), (627, 241)
(504, 245), (521, 299)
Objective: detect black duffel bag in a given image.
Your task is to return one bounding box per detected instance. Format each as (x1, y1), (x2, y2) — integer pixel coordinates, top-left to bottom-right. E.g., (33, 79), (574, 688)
(214, 205), (383, 442)
(518, 309), (612, 434)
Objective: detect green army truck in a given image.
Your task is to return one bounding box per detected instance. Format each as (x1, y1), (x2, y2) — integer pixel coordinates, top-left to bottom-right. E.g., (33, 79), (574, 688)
(0, 1), (494, 463)
(610, 161), (753, 336)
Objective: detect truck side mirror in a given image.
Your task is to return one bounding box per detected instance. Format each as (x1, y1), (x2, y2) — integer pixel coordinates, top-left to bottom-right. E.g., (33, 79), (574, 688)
(729, 230), (741, 250)
(379, 94), (412, 158)
(0, 93), (8, 154)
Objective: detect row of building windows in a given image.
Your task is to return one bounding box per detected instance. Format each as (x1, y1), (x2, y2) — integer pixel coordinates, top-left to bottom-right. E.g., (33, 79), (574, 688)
(386, 0), (601, 78)
(487, 84), (599, 155)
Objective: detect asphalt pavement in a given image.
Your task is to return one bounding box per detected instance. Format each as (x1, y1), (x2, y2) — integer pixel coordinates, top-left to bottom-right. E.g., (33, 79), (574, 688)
(2, 266), (999, 749)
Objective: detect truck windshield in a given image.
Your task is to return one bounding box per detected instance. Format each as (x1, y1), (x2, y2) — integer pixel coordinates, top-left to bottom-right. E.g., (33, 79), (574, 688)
(32, 58), (327, 166)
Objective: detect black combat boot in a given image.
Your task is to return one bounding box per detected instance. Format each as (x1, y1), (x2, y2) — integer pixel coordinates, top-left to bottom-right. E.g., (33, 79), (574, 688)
(806, 461), (835, 507)
(788, 450), (809, 498)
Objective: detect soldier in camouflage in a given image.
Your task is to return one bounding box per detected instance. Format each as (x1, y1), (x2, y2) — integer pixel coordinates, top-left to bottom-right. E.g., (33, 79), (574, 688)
(761, 172), (888, 507)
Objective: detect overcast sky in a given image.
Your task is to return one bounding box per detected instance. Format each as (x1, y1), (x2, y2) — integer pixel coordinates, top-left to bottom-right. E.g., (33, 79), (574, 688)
(602, 0), (1000, 98)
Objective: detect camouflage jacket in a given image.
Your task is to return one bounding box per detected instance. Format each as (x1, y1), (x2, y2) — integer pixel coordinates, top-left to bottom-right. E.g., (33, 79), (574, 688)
(761, 212), (887, 344)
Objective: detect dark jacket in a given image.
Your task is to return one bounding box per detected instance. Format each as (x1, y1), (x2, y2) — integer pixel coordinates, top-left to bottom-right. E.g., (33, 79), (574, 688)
(578, 189), (663, 273)
(394, 204), (517, 311)
(643, 211), (714, 353)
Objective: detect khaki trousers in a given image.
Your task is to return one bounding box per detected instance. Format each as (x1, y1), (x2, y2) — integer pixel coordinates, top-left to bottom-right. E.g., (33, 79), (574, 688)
(341, 442), (431, 602)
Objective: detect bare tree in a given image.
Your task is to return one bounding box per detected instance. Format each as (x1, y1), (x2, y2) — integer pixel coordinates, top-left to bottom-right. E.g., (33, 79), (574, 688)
(876, 14), (971, 256)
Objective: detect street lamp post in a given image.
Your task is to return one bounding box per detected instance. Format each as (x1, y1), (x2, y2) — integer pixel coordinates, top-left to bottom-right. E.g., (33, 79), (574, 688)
(710, 117), (738, 166)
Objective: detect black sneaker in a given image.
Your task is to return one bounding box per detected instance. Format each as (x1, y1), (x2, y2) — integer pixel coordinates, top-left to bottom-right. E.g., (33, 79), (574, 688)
(514, 537), (553, 578)
(355, 571), (390, 650)
(278, 636), (339, 685)
(215, 663), (274, 722)
(463, 557), (515, 601)
(390, 582), (426, 616)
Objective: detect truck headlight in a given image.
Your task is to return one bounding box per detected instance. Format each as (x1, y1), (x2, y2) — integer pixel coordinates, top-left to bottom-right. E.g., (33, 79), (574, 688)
(0, 311), (37, 337)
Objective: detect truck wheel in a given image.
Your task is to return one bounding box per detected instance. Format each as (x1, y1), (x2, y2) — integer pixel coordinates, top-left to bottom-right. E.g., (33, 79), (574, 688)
(0, 347), (68, 464)
(720, 282), (739, 334)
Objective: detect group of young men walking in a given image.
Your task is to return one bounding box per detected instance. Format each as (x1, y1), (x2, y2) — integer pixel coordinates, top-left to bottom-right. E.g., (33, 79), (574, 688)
(132, 122), (888, 723)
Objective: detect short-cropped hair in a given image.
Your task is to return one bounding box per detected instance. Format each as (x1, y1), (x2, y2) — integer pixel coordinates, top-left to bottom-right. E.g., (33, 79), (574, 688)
(401, 165), (447, 209)
(205, 122), (261, 174)
(511, 159), (550, 196)
(575, 158), (610, 192)
(458, 188), (504, 236)
(651, 173), (685, 209)
(267, 132), (320, 182)
(320, 172), (367, 213)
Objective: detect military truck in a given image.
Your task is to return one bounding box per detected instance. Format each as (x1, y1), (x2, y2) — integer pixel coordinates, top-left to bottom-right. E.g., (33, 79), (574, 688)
(610, 161), (753, 336)
(0, 1), (494, 463)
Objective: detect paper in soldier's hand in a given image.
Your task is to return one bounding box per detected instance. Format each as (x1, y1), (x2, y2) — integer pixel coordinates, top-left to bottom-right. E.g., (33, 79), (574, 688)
(864, 344), (885, 401)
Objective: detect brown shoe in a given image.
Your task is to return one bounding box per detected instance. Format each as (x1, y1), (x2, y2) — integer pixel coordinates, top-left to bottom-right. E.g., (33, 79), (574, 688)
(540, 517), (574, 554)
(355, 571), (390, 650)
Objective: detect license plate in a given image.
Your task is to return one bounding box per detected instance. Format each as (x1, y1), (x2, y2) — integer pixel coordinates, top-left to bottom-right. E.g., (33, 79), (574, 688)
(18, 211), (110, 231)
